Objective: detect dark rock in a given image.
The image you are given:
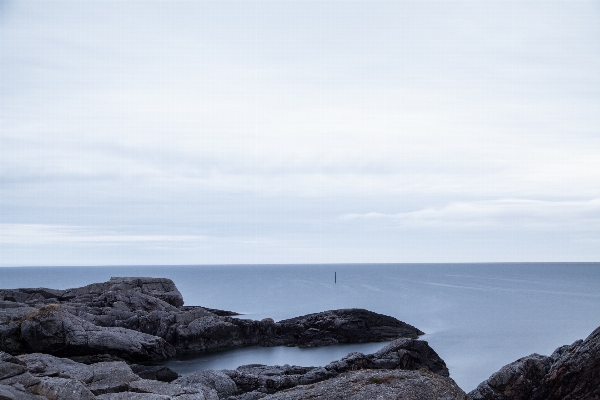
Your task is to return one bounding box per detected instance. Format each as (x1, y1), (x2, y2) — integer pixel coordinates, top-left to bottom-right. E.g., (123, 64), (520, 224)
(0, 355), (26, 381)
(60, 277), (185, 308)
(279, 309), (424, 347)
(221, 338), (447, 397)
(371, 337), (450, 376)
(34, 377), (96, 400)
(325, 338), (449, 377)
(96, 394), (171, 400)
(131, 364), (180, 382)
(4, 337), (457, 400)
(0, 352), (41, 396)
(468, 325), (600, 400)
(174, 370), (238, 398)
(21, 353), (96, 380)
(84, 361), (142, 395)
(255, 369), (466, 400)
(468, 354), (550, 400)
(0, 383), (45, 399)
(228, 392), (267, 400)
(16, 305), (175, 361)
(200, 308), (241, 317)
(128, 378), (210, 398)
(0, 370), (40, 392)
(17, 354), (143, 396)
(68, 353), (126, 364)
(2, 278), (425, 366)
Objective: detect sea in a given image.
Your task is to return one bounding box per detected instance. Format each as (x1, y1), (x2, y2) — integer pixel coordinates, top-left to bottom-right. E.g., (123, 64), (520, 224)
(1, 263), (599, 392)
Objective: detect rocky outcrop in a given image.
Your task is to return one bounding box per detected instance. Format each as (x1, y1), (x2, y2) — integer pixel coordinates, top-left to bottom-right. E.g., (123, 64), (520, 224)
(0, 278), (423, 362)
(468, 325), (600, 400)
(257, 369), (466, 400)
(279, 309), (423, 347)
(186, 337), (449, 398)
(0, 337), (455, 400)
(0, 351), (217, 399)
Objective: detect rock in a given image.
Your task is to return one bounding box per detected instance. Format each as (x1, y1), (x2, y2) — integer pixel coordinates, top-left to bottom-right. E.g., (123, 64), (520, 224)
(228, 392), (267, 400)
(0, 370), (40, 393)
(1, 303), (174, 361)
(96, 393), (171, 399)
(17, 354), (142, 396)
(371, 337), (450, 376)
(201, 308), (241, 317)
(325, 338), (449, 377)
(22, 353), (96, 381)
(0, 352), (41, 396)
(255, 369), (466, 400)
(0, 383), (45, 399)
(129, 379), (210, 399)
(0, 354), (26, 380)
(85, 361), (142, 395)
(467, 354), (550, 400)
(34, 377), (96, 400)
(175, 370), (238, 398)
(2, 278), (425, 363)
(131, 364), (180, 382)
(4, 337), (459, 400)
(468, 325), (600, 400)
(221, 338), (447, 397)
(60, 277), (185, 308)
(68, 353), (126, 364)
(279, 309), (424, 347)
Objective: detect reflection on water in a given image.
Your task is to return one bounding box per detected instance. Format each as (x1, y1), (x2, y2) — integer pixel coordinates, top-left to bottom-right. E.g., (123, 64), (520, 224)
(162, 342), (388, 376)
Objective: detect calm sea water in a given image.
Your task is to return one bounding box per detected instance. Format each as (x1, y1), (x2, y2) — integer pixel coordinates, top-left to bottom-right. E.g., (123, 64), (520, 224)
(1, 263), (599, 391)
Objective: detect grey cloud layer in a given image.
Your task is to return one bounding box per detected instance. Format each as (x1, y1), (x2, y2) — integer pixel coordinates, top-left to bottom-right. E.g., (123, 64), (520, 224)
(1, 1), (599, 264)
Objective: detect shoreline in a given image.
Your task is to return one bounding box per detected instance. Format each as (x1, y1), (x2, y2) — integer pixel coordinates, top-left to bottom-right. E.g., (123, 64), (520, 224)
(1, 277), (598, 399)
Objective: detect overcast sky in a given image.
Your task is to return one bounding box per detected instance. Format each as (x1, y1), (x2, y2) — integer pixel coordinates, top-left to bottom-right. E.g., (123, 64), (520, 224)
(1, 1), (599, 266)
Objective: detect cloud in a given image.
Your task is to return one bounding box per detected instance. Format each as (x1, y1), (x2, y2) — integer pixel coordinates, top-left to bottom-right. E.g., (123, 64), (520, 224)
(341, 198), (600, 230)
(0, 224), (207, 245)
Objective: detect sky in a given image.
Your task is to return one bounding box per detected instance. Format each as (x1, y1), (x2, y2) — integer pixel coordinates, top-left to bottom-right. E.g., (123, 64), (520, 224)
(1, 1), (599, 266)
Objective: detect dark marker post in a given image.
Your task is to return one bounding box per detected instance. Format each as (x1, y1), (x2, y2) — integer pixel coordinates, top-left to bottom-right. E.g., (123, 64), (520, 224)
(335, 272), (336, 284)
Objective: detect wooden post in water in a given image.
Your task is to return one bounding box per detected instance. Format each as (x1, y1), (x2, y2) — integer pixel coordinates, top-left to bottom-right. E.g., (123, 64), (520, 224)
(335, 272), (336, 284)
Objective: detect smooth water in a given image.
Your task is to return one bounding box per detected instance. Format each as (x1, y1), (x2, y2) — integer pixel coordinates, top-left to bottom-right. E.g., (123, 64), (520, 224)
(1, 263), (599, 392)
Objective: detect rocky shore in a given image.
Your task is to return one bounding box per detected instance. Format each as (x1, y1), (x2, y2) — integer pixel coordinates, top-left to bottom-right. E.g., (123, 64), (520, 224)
(0, 277), (422, 361)
(1, 277), (598, 399)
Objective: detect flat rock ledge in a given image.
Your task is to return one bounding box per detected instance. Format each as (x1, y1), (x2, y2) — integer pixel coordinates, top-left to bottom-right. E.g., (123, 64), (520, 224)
(1, 277), (423, 362)
(0, 337), (463, 400)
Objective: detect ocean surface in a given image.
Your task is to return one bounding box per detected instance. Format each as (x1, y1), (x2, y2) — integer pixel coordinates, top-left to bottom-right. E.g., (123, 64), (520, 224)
(1, 263), (599, 392)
